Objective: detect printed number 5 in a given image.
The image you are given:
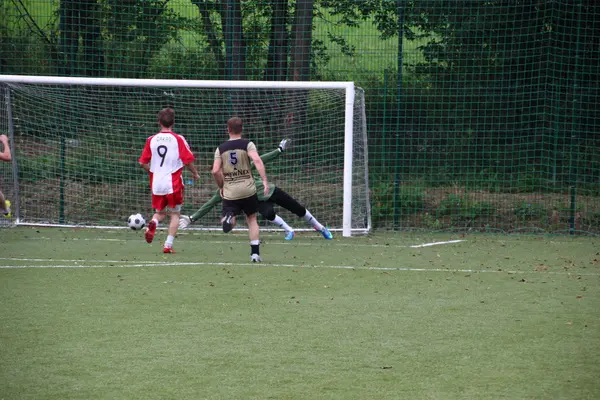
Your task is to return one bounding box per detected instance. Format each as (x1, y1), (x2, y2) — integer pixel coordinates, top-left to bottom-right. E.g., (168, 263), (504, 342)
(229, 152), (238, 165)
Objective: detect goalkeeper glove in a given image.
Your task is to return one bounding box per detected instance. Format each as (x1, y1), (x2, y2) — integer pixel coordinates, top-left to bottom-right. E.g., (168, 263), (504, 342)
(278, 138), (291, 152)
(179, 215), (192, 229)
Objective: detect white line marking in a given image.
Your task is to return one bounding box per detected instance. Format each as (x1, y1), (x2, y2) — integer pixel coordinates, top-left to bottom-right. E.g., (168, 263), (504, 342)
(18, 236), (417, 248)
(0, 261), (597, 276)
(410, 240), (465, 248)
(0, 257), (166, 263)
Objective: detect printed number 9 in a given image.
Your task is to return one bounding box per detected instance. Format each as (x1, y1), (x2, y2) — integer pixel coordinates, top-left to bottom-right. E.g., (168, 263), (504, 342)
(157, 145), (168, 167)
(229, 152), (238, 166)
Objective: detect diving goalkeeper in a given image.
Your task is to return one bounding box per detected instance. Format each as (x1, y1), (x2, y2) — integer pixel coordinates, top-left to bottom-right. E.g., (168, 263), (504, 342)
(179, 139), (333, 240)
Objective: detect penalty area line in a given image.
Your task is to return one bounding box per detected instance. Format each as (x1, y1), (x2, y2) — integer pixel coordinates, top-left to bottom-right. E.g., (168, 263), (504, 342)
(0, 260), (597, 276)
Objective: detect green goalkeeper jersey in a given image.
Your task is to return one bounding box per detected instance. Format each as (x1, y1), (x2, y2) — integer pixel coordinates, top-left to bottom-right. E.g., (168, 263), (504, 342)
(254, 173), (276, 201)
(251, 147), (280, 201)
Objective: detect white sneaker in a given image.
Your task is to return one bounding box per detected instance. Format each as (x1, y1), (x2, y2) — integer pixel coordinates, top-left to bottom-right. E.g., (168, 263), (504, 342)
(250, 254), (262, 263)
(179, 215), (192, 229)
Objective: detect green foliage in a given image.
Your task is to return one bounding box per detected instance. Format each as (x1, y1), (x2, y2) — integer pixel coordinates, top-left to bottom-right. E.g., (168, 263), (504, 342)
(437, 194), (496, 222)
(420, 212), (442, 230)
(514, 202), (547, 221)
(146, 42), (220, 79)
(0, 0), (59, 75)
(101, 0), (191, 78)
(370, 180), (425, 227)
(581, 211), (600, 230)
(17, 145), (137, 185)
(370, 181), (393, 228)
(394, 184), (426, 214)
(436, 194), (466, 217)
(17, 155), (58, 183)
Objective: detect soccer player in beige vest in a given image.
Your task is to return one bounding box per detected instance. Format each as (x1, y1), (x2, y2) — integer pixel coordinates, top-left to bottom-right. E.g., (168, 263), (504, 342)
(212, 117), (269, 262)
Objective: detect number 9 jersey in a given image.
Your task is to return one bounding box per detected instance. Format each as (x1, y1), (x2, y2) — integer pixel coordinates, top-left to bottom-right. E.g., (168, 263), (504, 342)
(139, 131), (195, 195)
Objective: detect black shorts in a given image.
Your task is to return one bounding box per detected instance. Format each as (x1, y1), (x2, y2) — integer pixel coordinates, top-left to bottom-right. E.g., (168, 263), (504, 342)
(222, 194), (259, 217)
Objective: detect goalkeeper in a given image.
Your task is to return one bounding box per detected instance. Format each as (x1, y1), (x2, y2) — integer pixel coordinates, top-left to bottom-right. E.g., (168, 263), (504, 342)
(179, 139), (333, 240)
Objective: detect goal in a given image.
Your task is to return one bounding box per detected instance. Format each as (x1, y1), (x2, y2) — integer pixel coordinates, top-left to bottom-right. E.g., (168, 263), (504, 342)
(0, 75), (370, 236)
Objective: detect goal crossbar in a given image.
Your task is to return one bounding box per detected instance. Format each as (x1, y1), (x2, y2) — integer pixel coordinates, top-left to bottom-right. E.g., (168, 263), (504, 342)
(0, 75), (352, 90)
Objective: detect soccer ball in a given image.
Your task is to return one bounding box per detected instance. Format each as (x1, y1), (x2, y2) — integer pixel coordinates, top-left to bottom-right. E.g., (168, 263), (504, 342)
(127, 213), (146, 230)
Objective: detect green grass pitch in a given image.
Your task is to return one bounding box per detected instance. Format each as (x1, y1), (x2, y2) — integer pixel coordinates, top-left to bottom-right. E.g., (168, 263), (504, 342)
(1, 227), (599, 399)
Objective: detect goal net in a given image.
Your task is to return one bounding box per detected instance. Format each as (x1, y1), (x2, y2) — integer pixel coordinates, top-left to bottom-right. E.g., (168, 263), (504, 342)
(0, 76), (370, 236)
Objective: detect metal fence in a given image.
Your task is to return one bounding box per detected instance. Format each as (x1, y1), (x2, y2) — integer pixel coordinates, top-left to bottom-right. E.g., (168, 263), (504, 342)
(2, 0), (599, 233)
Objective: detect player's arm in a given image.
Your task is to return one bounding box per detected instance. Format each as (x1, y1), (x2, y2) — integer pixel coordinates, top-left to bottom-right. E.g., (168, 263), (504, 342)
(178, 135), (200, 180)
(212, 157), (224, 189)
(190, 189), (223, 222)
(138, 137), (152, 172)
(0, 135), (12, 162)
(180, 189), (223, 229)
(185, 162), (200, 181)
(256, 139), (290, 165)
(248, 150), (269, 196)
(256, 149), (280, 165)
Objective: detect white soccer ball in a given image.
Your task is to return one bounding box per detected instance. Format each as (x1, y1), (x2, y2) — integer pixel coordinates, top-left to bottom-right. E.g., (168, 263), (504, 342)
(127, 213), (146, 230)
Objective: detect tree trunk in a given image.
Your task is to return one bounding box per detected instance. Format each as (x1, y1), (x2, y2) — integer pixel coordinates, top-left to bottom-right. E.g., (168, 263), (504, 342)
(59, 0), (78, 75)
(289, 0), (313, 81)
(286, 0), (314, 145)
(266, 0), (288, 81)
(80, 0), (104, 77)
(223, 0), (246, 80)
(191, 0), (225, 76)
(60, 0), (104, 76)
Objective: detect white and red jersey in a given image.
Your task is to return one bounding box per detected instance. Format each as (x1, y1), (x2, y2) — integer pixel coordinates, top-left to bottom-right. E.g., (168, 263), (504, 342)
(139, 131), (195, 195)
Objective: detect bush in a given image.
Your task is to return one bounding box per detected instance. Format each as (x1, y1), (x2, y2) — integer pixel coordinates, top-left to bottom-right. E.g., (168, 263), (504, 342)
(370, 180), (425, 228)
(437, 194), (496, 222)
(514, 202), (546, 220)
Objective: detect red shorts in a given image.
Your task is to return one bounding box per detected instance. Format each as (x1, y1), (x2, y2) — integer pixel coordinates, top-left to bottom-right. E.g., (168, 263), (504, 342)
(152, 188), (184, 211)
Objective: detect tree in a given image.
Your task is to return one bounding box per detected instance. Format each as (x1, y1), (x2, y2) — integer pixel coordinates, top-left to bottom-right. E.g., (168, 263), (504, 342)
(289, 0), (314, 81)
(191, 0), (225, 75)
(101, 0), (184, 78)
(59, 0), (104, 76)
(4, 0), (60, 74)
(265, 0), (289, 81)
(222, 0), (247, 80)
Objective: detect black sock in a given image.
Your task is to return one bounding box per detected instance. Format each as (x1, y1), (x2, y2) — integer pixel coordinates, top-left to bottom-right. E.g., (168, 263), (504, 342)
(251, 244), (260, 255)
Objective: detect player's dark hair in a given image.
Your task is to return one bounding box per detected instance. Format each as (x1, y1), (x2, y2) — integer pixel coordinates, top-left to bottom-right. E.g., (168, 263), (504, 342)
(158, 108), (175, 128)
(227, 116), (243, 134)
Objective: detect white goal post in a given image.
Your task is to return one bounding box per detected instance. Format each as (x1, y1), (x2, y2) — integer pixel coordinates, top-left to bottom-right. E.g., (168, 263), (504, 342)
(0, 75), (370, 237)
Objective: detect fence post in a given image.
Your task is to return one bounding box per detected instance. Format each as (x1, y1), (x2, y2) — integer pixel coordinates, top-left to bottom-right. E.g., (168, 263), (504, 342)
(568, 2), (583, 234)
(393, 0), (405, 230)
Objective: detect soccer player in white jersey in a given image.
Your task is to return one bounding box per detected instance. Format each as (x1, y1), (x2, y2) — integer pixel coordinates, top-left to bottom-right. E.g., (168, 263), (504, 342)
(139, 108), (200, 253)
(212, 116), (269, 262)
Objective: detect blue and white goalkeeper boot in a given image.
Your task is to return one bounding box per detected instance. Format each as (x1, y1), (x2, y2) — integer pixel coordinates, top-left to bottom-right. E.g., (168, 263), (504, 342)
(320, 227), (333, 240)
(284, 231), (295, 241)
